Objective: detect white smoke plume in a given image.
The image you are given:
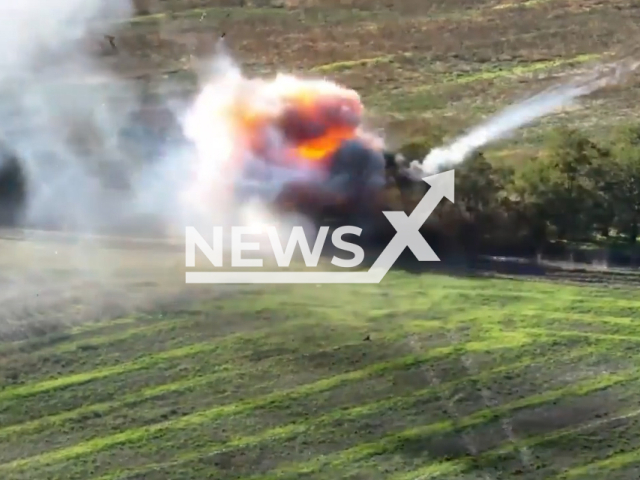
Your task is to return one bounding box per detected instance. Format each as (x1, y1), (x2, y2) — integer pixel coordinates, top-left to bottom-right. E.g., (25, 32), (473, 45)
(1, 0), (636, 338)
(0, 0), (378, 243)
(411, 58), (640, 176)
(0, 0), (146, 233)
(0, 0), (208, 338)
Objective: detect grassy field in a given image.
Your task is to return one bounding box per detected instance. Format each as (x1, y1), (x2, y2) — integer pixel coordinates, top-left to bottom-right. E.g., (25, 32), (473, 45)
(100, 0), (640, 151)
(3, 256), (640, 479)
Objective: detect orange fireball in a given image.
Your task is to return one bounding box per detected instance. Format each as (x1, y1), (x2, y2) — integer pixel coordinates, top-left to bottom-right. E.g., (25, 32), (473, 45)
(223, 77), (365, 170)
(280, 93), (363, 163)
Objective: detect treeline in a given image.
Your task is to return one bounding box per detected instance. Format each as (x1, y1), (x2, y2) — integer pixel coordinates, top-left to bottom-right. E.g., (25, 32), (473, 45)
(401, 124), (640, 261)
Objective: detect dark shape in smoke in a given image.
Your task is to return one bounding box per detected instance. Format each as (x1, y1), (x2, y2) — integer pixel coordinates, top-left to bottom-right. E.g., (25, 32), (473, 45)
(0, 146), (27, 226)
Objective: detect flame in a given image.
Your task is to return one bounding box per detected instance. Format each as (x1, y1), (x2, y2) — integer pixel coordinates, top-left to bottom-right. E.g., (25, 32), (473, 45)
(277, 82), (363, 163)
(295, 125), (356, 160)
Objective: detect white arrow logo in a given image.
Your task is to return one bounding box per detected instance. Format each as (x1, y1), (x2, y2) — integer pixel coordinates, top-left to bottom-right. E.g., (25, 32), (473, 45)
(185, 169), (455, 283)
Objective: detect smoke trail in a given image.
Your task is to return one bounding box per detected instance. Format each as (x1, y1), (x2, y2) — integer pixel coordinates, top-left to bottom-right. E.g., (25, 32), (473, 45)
(411, 58), (640, 176)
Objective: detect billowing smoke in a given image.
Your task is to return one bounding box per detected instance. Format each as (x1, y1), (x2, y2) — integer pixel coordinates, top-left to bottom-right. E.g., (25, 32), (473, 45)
(2, 0), (638, 338)
(0, 0), (391, 339)
(410, 58), (640, 176)
(0, 0), (146, 233)
(0, 0), (212, 337)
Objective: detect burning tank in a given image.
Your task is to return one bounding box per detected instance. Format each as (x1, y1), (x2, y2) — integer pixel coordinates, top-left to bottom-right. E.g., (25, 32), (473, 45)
(181, 71), (425, 238)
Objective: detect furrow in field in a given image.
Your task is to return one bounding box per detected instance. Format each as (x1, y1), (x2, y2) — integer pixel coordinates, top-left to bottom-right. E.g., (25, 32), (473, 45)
(0, 322), (537, 445)
(517, 327), (640, 343)
(0, 333), (535, 472)
(1, 323), (470, 429)
(58, 342), (636, 480)
(556, 448), (640, 478)
(0, 316), (138, 356)
(0, 311), (492, 402)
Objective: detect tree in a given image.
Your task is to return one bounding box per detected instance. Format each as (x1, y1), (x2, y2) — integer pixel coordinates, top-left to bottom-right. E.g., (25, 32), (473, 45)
(608, 124), (640, 243)
(443, 152), (517, 252)
(585, 144), (615, 238)
(454, 151), (506, 215)
(513, 127), (605, 241)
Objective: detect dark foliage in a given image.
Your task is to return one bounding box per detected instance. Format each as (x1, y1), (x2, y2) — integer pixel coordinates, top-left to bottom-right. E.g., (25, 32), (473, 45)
(402, 124), (640, 260)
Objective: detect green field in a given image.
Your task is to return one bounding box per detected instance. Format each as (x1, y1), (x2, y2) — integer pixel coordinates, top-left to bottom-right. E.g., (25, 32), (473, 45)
(3, 267), (640, 479)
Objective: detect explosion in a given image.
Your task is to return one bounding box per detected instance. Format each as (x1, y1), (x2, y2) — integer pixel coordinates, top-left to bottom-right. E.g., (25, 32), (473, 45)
(180, 53), (387, 231)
